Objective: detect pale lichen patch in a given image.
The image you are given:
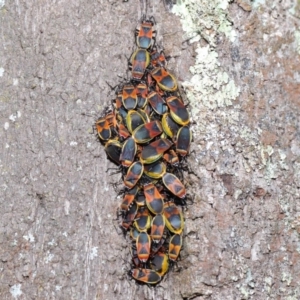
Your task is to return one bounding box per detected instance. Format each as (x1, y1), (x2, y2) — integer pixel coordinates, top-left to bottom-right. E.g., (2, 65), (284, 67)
(9, 284), (22, 298)
(185, 45), (240, 112)
(252, 0), (266, 8)
(173, 0), (237, 44)
(171, 0), (300, 298)
(173, 1), (241, 139)
(172, 0), (295, 193)
(90, 247), (98, 260)
(294, 30), (300, 55)
(23, 233), (35, 243)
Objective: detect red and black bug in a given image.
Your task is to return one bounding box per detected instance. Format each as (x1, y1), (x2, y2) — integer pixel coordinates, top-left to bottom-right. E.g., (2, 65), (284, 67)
(121, 201), (138, 230)
(124, 161), (144, 189)
(144, 183), (164, 215)
(136, 232), (151, 262)
(150, 252), (169, 276)
(161, 112), (180, 139)
(104, 139), (122, 165)
(130, 268), (161, 284)
(135, 16), (156, 49)
(162, 172), (186, 199)
(150, 47), (168, 68)
(150, 67), (177, 92)
(150, 214), (165, 243)
(168, 233), (183, 262)
(147, 91), (168, 115)
(122, 84), (138, 110)
(166, 96), (190, 126)
(140, 138), (173, 164)
(136, 82), (148, 108)
(163, 202), (184, 234)
(120, 186), (139, 212)
(144, 161), (166, 179)
(119, 137), (137, 167)
(134, 206), (152, 232)
(126, 110), (146, 134)
(130, 48), (150, 81)
(132, 120), (163, 144)
(163, 149), (179, 166)
(176, 125), (192, 157)
(95, 117), (111, 141)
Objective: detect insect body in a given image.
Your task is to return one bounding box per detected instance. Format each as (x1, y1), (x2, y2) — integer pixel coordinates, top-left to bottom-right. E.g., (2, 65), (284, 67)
(135, 17), (156, 49)
(132, 120), (163, 144)
(150, 67), (177, 92)
(119, 137), (137, 167)
(161, 112), (180, 138)
(104, 139), (122, 165)
(124, 161), (144, 188)
(147, 91), (168, 115)
(130, 268), (161, 284)
(163, 149), (179, 166)
(121, 202), (138, 230)
(150, 214), (165, 243)
(176, 125), (192, 157)
(136, 82), (148, 108)
(166, 96), (190, 126)
(126, 110), (146, 133)
(150, 47), (168, 68)
(122, 84), (138, 110)
(130, 48), (150, 81)
(144, 161), (166, 179)
(150, 252), (169, 276)
(95, 118), (111, 141)
(120, 186), (139, 211)
(136, 232), (151, 262)
(163, 202), (184, 234)
(140, 138), (173, 164)
(134, 207), (152, 232)
(162, 173), (186, 199)
(144, 183), (164, 215)
(168, 234), (183, 262)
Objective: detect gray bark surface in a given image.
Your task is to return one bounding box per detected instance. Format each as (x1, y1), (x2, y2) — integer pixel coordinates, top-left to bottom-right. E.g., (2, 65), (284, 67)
(1, 0), (299, 299)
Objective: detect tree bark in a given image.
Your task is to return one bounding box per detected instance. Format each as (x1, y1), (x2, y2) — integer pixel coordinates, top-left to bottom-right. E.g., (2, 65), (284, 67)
(0, 0), (299, 299)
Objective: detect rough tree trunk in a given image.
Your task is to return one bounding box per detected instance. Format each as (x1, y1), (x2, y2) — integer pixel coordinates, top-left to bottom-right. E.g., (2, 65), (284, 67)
(1, 0), (300, 299)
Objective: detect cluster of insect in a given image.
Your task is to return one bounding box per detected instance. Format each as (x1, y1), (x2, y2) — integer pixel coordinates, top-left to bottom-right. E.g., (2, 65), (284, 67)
(95, 16), (192, 285)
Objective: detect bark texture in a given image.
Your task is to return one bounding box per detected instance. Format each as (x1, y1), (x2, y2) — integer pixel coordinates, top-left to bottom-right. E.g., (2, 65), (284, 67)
(0, 0), (299, 299)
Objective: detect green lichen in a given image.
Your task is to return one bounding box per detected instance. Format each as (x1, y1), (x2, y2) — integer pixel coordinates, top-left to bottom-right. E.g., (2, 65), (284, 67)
(252, 0), (266, 8)
(173, 0), (237, 44)
(282, 273), (293, 286)
(239, 286), (250, 299)
(289, 0), (300, 18)
(264, 276), (273, 294)
(172, 0), (240, 120)
(294, 31), (300, 54)
(187, 46), (240, 110)
(173, 1), (300, 299)
(258, 145), (291, 184)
